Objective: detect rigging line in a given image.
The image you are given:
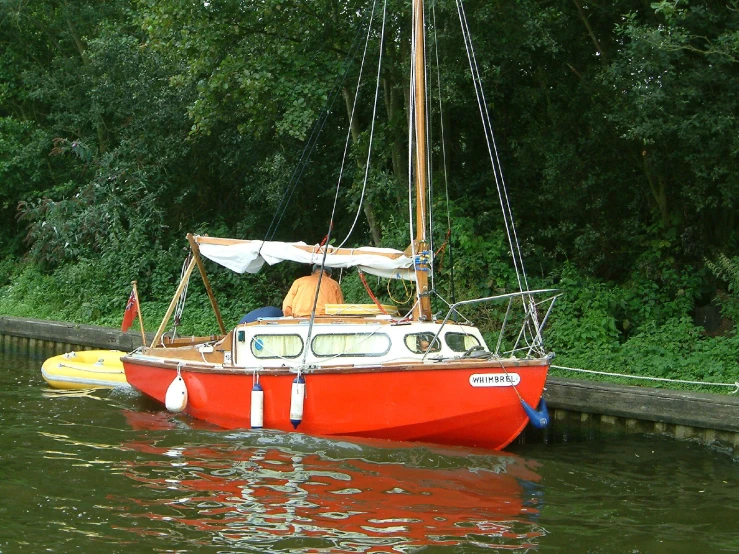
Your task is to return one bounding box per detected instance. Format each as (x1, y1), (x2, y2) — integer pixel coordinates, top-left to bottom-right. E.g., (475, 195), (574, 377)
(407, 4), (416, 252)
(387, 276), (413, 304)
(337, 0), (389, 248)
(454, 0), (523, 291)
(172, 253), (192, 340)
(266, 7), (372, 239)
(457, 2), (530, 295)
(301, 0), (381, 367)
(266, 90), (344, 242)
(267, 60), (366, 241)
(456, 1), (542, 337)
(456, 1), (531, 296)
(330, 0), (380, 243)
(431, 2), (457, 305)
(455, 0), (540, 335)
(264, 6), (373, 242)
(424, 2), (435, 296)
(358, 270), (388, 314)
(431, 1), (451, 302)
(455, 0), (520, 286)
(455, 3), (520, 290)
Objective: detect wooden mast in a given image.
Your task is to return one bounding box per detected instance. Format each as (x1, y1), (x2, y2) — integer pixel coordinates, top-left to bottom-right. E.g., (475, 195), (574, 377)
(412, 0), (432, 321)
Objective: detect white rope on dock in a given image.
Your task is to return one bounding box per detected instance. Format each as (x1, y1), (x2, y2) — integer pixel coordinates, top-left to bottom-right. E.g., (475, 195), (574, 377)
(551, 364), (739, 394)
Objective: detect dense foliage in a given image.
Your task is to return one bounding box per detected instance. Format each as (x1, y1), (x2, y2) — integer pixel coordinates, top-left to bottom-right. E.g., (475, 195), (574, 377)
(1, 0), (738, 389)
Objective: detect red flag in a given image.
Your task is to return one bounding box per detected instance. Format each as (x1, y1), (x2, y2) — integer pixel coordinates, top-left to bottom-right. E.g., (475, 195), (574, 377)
(121, 289), (138, 332)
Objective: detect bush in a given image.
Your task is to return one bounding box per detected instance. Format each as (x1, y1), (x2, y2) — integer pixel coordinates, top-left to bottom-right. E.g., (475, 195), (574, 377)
(551, 316), (739, 389)
(706, 254), (739, 324)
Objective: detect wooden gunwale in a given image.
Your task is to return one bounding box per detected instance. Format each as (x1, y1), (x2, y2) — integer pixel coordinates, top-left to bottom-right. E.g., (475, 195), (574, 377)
(160, 335), (224, 346)
(122, 353), (549, 376)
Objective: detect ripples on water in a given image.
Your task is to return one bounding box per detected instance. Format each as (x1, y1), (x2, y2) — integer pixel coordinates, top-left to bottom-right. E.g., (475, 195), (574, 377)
(0, 345), (737, 553)
(116, 424), (544, 553)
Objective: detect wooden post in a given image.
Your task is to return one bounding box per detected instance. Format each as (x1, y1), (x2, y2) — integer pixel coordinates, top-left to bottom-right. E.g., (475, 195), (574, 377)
(151, 256), (197, 348)
(187, 233), (226, 334)
(132, 280), (146, 347)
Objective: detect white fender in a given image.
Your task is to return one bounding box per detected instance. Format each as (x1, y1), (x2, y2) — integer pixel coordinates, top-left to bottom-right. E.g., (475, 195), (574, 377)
(289, 375), (305, 429)
(165, 373), (188, 413)
(251, 382), (264, 429)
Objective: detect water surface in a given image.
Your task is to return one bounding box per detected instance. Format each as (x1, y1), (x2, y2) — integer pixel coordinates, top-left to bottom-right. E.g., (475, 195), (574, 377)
(0, 344), (736, 553)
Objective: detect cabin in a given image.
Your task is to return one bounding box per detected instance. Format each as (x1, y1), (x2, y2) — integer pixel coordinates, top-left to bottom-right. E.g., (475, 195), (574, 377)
(229, 314), (486, 369)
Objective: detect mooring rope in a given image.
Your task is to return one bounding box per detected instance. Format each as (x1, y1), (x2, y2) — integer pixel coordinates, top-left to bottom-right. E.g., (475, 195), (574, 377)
(551, 364), (739, 394)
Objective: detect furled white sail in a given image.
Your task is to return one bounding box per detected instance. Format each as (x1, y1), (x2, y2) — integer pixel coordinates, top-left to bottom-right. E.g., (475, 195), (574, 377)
(195, 236), (416, 280)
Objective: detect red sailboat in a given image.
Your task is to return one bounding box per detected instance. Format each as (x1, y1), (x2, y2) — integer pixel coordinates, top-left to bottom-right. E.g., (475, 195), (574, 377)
(122, 0), (557, 450)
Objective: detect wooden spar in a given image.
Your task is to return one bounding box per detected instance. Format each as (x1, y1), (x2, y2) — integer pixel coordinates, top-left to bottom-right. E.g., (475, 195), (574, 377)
(132, 280), (147, 347)
(150, 255), (197, 348)
(187, 233), (226, 334)
(412, 0), (432, 321)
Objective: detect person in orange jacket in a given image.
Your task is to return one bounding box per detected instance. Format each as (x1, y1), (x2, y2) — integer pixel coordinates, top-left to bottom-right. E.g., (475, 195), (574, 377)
(282, 264), (344, 317)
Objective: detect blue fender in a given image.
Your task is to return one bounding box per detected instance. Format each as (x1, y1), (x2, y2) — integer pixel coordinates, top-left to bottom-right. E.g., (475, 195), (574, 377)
(521, 397), (550, 429)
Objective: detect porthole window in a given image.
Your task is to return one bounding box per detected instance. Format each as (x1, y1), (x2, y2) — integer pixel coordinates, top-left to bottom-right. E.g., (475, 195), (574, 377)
(445, 332), (481, 352)
(404, 332), (441, 354)
(250, 334), (304, 358)
(312, 333), (391, 357)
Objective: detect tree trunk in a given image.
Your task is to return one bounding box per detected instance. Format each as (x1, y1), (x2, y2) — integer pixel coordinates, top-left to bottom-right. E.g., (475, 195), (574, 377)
(572, 0), (607, 62)
(641, 149), (668, 225)
(66, 15), (107, 154)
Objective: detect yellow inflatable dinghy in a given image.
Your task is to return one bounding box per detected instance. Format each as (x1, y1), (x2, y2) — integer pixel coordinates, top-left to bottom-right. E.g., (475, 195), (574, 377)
(41, 350), (131, 389)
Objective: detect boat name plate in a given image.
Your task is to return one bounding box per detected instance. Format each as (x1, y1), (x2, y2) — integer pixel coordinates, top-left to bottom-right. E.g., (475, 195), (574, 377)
(469, 373), (521, 387)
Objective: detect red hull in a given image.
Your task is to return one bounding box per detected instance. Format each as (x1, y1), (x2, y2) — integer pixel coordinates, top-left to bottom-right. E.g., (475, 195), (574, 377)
(124, 359), (548, 450)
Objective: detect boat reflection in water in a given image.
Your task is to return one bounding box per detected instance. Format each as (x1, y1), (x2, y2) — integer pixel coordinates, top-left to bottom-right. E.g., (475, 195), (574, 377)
(118, 411), (545, 551)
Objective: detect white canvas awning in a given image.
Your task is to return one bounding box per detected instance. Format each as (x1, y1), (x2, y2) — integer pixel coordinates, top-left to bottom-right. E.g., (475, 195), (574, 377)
(194, 236), (416, 280)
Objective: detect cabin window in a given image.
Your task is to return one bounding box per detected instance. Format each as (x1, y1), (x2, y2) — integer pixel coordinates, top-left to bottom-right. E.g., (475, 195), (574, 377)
(250, 334), (303, 358)
(312, 333), (391, 357)
(445, 332), (481, 352)
(404, 332), (441, 354)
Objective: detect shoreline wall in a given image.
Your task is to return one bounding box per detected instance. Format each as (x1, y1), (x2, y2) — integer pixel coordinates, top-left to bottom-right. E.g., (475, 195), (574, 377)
(0, 315), (153, 351)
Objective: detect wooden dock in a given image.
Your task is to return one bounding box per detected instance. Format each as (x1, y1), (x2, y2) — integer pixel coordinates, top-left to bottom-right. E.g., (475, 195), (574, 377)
(539, 377), (738, 453)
